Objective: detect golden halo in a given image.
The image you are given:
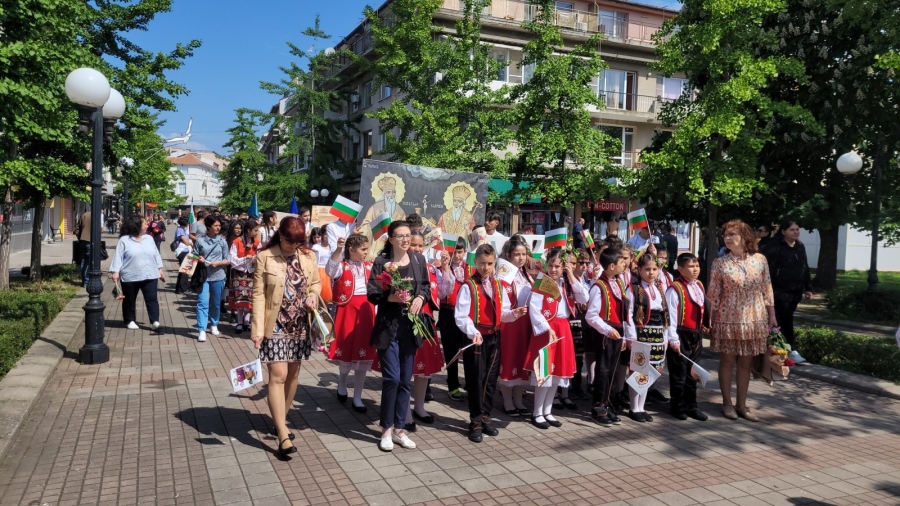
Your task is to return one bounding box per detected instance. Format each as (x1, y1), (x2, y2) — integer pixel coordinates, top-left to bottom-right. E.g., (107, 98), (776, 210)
(370, 173), (406, 202)
(443, 182), (477, 212)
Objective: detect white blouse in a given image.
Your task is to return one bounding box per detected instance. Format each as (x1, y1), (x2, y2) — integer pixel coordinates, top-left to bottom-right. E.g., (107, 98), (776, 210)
(528, 278), (588, 336)
(326, 259), (368, 296)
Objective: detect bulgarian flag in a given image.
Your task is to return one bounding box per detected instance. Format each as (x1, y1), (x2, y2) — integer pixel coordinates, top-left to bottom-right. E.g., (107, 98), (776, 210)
(544, 227), (567, 249)
(627, 208), (649, 231)
(188, 204), (195, 225)
(531, 272), (561, 300)
(466, 250), (476, 267)
(329, 195), (362, 223)
(582, 230), (595, 249)
(533, 345), (551, 387)
(370, 211), (391, 239)
(531, 242), (545, 260)
(441, 232), (460, 254)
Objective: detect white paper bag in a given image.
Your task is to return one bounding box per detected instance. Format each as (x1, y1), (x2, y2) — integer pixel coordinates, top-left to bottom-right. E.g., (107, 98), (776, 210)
(230, 358), (264, 393)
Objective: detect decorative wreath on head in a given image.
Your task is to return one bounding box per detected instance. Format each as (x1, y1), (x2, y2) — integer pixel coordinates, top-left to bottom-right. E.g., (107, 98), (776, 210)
(544, 246), (578, 270)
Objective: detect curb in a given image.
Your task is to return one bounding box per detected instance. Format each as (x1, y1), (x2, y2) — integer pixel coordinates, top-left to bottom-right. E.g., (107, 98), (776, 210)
(0, 291), (87, 461)
(795, 312), (895, 337)
(789, 362), (900, 401)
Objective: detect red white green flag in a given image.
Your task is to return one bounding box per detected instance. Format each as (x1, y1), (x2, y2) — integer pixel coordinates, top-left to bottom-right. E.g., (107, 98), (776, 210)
(544, 227), (567, 249)
(329, 195), (362, 223)
(627, 208), (649, 230)
(370, 212), (391, 239)
(582, 230), (595, 249)
(531, 272), (561, 300)
(533, 345), (551, 387)
(441, 232), (460, 254)
(466, 250), (476, 267)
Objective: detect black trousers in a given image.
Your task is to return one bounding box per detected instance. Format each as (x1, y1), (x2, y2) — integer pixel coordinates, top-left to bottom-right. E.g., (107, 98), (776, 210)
(175, 251), (191, 293)
(591, 328), (624, 407)
(122, 278), (160, 324)
(439, 306), (467, 392)
(774, 291), (802, 350)
(462, 332), (500, 422)
(666, 329), (703, 414)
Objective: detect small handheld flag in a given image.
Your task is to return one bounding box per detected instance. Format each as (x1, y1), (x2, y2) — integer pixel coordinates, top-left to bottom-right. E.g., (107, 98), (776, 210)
(531, 243), (545, 260)
(495, 259), (518, 284)
(533, 346), (551, 387)
(627, 208), (649, 231)
(466, 250), (476, 267)
(370, 212), (391, 239)
(330, 195), (362, 223)
(582, 230), (595, 249)
(531, 272), (561, 300)
(248, 193), (260, 219)
(188, 204), (195, 225)
(441, 232), (460, 254)
(544, 227), (567, 249)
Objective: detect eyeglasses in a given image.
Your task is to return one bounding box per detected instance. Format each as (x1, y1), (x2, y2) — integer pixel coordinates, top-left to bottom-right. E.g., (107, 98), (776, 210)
(577, 261), (590, 265)
(284, 238), (303, 245)
(392, 234), (411, 241)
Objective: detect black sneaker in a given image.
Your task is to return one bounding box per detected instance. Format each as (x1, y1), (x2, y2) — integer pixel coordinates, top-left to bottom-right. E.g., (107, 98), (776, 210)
(591, 406), (612, 427)
(482, 421), (499, 437)
(607, 406), (622, 425)
(468, 422), (483, 443)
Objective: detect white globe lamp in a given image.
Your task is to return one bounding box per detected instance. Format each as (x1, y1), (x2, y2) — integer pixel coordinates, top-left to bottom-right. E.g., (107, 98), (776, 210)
(103, 89), (126, 119)
(836, 151), (863, 175)
(321, 189), (330, 198)
(65, 68), (111, 108)
(310, 190), (319, 198)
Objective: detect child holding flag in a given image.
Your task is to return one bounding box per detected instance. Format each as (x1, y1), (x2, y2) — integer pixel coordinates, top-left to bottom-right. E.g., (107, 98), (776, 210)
(497, 235), (535, 416)
(524, 248), (589, 429)
(665, 253), (710, 421)
(454, 244), (525, 443)
(326, 234), (375, 413)
(438, 237), (471, 401)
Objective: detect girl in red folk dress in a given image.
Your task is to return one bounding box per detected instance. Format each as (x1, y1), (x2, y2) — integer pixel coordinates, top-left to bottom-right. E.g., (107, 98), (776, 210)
(524, 248), (589, 429)
(498, 235), (533, 417)
(326, 234), (375, 413)
(403, 231), (452, 431)
(228, 219), (261, 333)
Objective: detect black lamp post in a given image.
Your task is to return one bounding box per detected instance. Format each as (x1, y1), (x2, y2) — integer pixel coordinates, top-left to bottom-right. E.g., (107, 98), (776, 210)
(65, 68), (126, 364)
(836, 148), (882, 291)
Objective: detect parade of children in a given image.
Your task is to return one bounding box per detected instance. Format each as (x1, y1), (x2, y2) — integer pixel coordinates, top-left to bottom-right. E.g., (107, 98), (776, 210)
(176, 204), (788, 458)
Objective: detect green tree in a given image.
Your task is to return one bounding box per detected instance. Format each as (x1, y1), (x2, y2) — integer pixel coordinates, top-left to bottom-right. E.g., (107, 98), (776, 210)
(366, 0), (512, 178)
(632, 0), (816, 275)
(219, 109), (269, 214)
(506, 0), (620, 206)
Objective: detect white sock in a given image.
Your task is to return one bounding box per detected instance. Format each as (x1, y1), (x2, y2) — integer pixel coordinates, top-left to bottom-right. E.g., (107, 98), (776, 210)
(500, 385), (515, 411)
(629, 387), (647, 412)
(543, 385), (559, 418)
(513, 386), (527, 410)
(533, 387), (549, 419)
(353, 370), (366, 406)
(337, 364), (350, 396)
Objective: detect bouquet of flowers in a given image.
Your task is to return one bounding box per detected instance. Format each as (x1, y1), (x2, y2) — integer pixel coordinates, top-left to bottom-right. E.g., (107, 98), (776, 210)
(767, 327), (795, 367)
(378, 262), (437, 345)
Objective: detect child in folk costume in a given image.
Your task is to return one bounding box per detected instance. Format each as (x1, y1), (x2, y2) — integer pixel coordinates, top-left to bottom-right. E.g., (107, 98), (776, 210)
(586, 248), (633, 427)
(525, 248), (589, 429)
(404, 230), (453, 431)
(455, 244), (525, 442)
(326, 234), (375, 413)
(655, 244), (674, 292)
(228, 219), (261, 333)
(612, 243), (637, 411)
(438, 238), (472, 401)
(665, 253), (710, 421)
(498, 235), (534, 416)
(557, 248), (593, 408)
(623, 253), (672, 422)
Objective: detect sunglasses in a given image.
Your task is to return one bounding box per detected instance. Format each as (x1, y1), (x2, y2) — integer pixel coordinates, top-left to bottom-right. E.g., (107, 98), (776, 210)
(577, 261), (590, 265)
(284, 238), (303, 245)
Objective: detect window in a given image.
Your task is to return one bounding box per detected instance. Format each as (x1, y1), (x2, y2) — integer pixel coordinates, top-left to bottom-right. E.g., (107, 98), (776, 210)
(176, 182), (186, 195)
(490, 49), (508, 82)
(598, 69), (636, 110)
(657, 77), (690, 101)
(379, 131), (387, 151)
(351, 89), (360, 113)
(381, 84), (392, 100)
(178, 166), (188, 175)
(598, 125), (635, 167)
(555, 1), (574, 11)
(598, 10), (627, 38)
(363, 130), (373, 158)
(523, 62), (536, 84)
(362, 80), (373, 108)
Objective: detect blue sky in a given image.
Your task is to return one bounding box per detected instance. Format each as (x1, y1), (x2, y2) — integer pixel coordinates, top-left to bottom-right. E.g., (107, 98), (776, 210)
(130, 0), (679, 155)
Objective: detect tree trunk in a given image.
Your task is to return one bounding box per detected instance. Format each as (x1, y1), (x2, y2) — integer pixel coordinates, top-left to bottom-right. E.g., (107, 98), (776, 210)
(0, 199), (10, 289)
(28, 199), (44, 283)
(812, 226), (839, 290)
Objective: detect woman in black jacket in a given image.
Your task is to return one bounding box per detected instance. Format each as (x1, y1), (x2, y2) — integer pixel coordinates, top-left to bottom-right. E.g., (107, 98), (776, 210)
(761, 219), (812, 362)
(367, 220), (430, 452)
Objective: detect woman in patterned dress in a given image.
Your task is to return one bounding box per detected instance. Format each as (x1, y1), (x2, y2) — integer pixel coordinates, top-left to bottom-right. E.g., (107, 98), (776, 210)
(708, 220), (777, 422)
(251, 217), (321, 458)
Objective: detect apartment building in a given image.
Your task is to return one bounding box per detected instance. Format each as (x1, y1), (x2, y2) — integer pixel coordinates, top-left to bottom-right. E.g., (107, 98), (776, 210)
(166, 149), (227, 210)
(270, 0), (681, 232)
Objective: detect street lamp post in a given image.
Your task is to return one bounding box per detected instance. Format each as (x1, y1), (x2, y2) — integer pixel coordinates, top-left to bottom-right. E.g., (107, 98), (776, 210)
(836, 149), (882, 291)
(65, 68), (125, 364)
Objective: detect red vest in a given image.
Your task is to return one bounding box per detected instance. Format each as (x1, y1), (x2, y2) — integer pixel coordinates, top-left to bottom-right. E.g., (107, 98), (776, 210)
(333, 261), (372, 307)
(232, 238), (260, 259)
(441, 264), (472, 307)
(424, 265), (440, 316)
(540, 280), (576, 322)
(593, 275), (628, 329)
(672, 279), (705, 332)
(465, 276), (503, 334)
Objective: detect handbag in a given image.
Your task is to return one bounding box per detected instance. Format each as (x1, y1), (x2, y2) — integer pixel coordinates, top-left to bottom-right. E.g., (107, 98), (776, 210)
(99, 241), (109, 261)
(170, 236), (180, 252)
(308, 293), (335, 348)
(190, 262), (208, 292)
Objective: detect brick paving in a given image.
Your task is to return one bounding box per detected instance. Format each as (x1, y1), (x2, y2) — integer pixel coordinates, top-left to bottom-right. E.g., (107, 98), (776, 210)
(1, 241), (900, 505)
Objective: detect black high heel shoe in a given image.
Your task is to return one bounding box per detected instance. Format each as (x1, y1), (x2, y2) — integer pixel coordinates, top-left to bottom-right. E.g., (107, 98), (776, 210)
(278, 438), (297, 458)
(271, 426), (295, 440)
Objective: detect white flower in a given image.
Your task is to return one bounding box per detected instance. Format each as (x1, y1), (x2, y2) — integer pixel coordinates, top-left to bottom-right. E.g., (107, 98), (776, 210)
(417, 362), (425, 370)
(359, 349), (367, 357)
(344, 280), (352, 287)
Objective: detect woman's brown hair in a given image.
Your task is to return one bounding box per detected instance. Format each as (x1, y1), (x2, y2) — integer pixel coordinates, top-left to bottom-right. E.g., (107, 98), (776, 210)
(720, 219), (758, 255)
(261, 216), (310, 252)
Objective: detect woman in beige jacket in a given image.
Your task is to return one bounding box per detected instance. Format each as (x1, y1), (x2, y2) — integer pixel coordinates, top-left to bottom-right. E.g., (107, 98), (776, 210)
(251, 216), (321, 458)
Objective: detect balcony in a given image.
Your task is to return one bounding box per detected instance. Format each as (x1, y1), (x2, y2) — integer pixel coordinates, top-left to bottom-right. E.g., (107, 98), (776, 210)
(440, 0), (664, 45)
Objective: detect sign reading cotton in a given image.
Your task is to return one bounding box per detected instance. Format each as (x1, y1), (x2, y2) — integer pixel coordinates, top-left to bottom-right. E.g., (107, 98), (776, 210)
(359, 160), (489, 241)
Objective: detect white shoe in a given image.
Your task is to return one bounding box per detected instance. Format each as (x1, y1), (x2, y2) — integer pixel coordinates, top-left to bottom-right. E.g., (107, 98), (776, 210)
(198, 331), (207, 342)
(151, 322), (161, 330)
(126, 321), (139, 330)
(788, 350), (806, 363)
(210, 326), (220, 336)
(379, 435), (394, 452)
(392, 433), (417, 449)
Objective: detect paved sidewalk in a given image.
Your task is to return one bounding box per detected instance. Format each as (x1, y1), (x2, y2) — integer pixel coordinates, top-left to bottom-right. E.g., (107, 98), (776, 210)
(1, 245), (900, 505)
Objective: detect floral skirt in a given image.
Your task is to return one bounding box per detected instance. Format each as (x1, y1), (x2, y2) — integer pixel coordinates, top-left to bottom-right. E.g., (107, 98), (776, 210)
(228, 269), (253, 311)
(260, 334), (311, 363)
(710, 320), (768, 356)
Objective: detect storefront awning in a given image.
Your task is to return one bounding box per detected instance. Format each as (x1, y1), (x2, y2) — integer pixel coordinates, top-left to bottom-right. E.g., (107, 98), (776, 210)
(489, 178), (540, 204)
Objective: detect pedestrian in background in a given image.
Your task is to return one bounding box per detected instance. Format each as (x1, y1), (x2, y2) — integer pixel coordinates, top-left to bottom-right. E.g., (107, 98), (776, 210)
(109, 214), (164, 331)
(194, 215), (230, 342)
(150, 213), (166, 251)
(761, 219), (811, 363)
(173, 217), (193, 295)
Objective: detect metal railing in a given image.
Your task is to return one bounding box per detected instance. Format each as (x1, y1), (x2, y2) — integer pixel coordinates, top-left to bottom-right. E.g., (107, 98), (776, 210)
(596, 92), (664, 114)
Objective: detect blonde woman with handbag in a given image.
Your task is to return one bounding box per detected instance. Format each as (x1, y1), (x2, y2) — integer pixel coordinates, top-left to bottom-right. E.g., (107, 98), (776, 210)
(251, 216), (321, 459)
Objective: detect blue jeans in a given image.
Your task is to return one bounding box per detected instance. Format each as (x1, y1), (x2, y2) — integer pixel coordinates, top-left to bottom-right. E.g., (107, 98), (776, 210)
(197, 279), (225, 331)
(378, 332), (417, 429)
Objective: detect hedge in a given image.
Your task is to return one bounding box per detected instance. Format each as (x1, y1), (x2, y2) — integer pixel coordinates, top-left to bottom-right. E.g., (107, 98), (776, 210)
(797, 326), (900, 383)
(824, 287), (900, 325)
